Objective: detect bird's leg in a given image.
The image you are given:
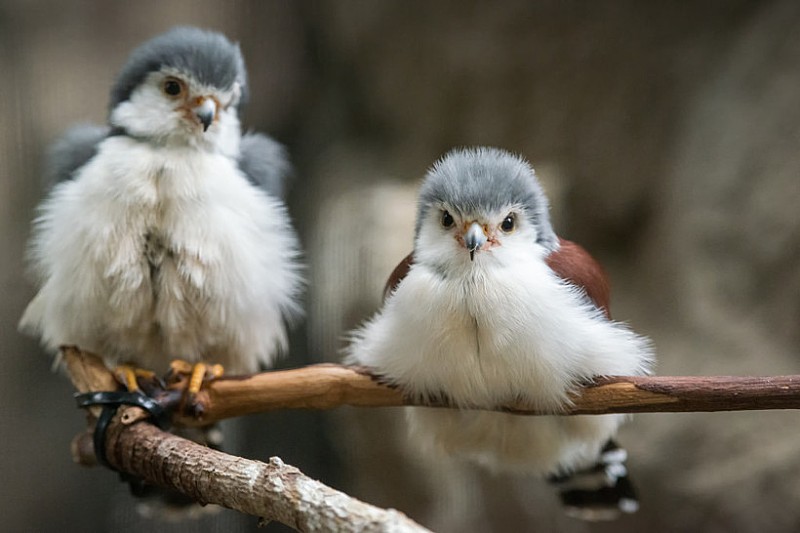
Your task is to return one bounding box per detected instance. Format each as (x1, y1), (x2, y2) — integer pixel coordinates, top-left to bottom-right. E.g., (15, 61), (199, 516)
(114, 364), (157, 392)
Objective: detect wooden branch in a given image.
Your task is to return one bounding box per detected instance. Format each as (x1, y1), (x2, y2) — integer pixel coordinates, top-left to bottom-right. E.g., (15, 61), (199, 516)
(62, 347), (800, 428)
(173, 363), (800, 424)
(62, 346), (800, 529)
(104, 423), (430, 532)
(62, 346), (430, 532)
(184, 370), (800, 424)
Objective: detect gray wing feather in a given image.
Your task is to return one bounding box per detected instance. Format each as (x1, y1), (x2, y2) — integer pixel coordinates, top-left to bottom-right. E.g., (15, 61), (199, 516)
(238, 133), (291, 200)
(44, 124), (109, 189)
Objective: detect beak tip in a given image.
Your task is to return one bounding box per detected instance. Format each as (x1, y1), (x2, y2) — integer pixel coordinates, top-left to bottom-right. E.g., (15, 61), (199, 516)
(197, 113), (213, 132)
(195, 99), (217, 133)
(464, 221), (486, 262)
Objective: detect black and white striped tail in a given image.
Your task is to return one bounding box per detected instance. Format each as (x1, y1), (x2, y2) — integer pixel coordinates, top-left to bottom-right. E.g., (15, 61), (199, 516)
(548, 440), (639, 521)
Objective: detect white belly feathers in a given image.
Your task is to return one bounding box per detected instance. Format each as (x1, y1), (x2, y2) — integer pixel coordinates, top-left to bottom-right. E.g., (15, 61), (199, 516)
(347, 253), (652, 473)
(21, 136), (301, 373)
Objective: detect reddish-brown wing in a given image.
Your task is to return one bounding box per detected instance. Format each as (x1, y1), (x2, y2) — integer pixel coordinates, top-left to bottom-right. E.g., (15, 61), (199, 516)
(545, 238), (611, 318)
(382, 239), (611, 318)
(383, 253), (414, 301)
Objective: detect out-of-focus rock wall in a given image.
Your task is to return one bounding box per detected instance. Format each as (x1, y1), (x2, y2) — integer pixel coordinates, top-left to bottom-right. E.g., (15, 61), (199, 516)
(1, 1), (799, 532)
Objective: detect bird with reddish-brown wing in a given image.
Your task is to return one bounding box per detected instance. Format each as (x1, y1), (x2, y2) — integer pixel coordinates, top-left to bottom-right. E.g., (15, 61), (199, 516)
(347, 147), (654, 520)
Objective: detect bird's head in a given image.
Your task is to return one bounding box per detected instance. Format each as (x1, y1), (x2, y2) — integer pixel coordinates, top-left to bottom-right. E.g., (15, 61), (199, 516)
(414, 147), (559, 273)
(107, 26), (247, 152)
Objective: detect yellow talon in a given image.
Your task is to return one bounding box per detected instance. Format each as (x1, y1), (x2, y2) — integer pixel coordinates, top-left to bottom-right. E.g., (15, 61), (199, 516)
(188, 363), (208, 396)
(169, 359), (225, 395)
(115, 364), (141, 392)
(169, 359), (194, 375)
(208, 364), (224, 380)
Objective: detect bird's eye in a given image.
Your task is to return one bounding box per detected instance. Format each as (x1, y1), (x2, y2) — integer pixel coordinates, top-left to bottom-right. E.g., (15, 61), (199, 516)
(500, 214), (515, 233)
(441, 210), (455, 228)
(163, 79), (182, 96)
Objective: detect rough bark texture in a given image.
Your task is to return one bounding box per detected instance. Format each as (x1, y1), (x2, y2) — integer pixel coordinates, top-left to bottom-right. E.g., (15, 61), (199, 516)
(104, 422), (430, 533)
(63, 347), (429, 533)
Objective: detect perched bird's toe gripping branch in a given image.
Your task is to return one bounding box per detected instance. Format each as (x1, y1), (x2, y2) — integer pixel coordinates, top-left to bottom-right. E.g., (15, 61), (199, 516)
(166, 359), (225, 417)
(113, 364), (157, 393)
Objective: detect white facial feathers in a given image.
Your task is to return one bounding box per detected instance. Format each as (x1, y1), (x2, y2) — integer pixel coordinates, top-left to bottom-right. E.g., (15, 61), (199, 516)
(109, 68), (242, 153)
(416, 202), (542, 271)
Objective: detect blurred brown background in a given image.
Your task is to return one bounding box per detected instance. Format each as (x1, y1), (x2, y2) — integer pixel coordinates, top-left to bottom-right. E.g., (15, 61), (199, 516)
(1, 1), (799, 532)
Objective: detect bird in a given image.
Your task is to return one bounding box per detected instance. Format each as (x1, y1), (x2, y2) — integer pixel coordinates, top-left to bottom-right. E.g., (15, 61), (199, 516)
(20, 26), (303, 400)
(346, 147), (654, 520)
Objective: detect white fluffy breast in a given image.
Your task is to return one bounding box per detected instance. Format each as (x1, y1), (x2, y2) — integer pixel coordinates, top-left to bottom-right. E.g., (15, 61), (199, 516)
(349, 250), (652, 408)
(21, 136), (302, 373)
(346, 244), (653, 473)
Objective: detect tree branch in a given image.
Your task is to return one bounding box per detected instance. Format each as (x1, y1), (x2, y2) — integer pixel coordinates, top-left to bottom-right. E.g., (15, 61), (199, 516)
(105, 423), (429, 532)
(62, 347), (800, 428)
(182, 369), (800, 424)
(62, 346), (800, 530)
(62, 346), (430, 532)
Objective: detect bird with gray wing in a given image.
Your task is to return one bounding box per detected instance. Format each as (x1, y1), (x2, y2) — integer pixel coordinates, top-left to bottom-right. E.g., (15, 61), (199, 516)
(21, 26), (303, 402)
(347, 147), (654, 520)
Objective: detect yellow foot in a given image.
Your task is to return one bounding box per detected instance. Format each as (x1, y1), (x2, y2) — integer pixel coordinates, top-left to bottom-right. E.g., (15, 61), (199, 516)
(167, 360), (224, 417)
(114, 364), (157, 392)
(168, 360), (224, 394)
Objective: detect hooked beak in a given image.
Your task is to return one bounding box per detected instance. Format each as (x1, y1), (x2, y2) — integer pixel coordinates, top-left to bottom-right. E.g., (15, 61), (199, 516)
(464, 222), (487, 261)
(194, 98), (217, 132)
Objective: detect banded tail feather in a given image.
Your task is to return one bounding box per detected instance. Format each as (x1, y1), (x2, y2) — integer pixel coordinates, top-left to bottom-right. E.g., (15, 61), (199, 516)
(548, 440), (639, 521)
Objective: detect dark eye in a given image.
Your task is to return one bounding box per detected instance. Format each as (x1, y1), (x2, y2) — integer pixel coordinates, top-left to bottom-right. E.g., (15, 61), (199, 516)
(163, 79), (182, 96)
(500, 214), (515, 232)
(441, 210), (454, 228)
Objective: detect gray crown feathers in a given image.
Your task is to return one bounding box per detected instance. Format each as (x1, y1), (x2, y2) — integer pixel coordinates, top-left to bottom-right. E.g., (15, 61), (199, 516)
(416, 146), (559, 250)
(108, 26), (248, 114)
